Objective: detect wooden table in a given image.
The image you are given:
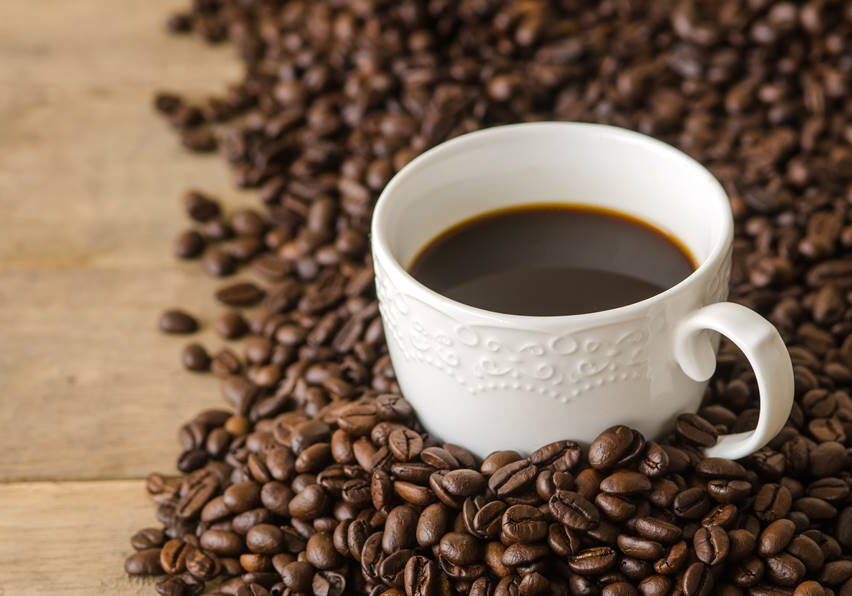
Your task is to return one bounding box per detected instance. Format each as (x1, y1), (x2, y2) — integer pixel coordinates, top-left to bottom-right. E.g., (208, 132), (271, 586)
(0, 1), (251, 593)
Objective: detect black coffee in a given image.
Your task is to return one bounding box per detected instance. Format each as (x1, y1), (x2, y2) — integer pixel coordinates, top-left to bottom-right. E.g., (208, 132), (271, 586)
(409, 204), (696, 316)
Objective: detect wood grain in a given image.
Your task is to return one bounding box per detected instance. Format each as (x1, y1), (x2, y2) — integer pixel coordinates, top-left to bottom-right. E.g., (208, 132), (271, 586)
(0, 1), (261, 593)
(0, 480), (162, 596)
(0, 0), (253, 481)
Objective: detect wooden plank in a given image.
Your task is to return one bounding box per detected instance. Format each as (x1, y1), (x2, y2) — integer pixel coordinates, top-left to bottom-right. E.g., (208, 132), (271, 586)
(0, 0), (254, 480)
(0, 480), (161, 596)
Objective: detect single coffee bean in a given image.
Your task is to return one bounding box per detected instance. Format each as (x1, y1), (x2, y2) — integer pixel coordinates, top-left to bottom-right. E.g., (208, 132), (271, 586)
(199, 529), (243, 557)
(692, 525), (729, 566)
(131, 528), (166, 551)
(215, 281), (265, 306)
(727, 529), (756, 562)
(182, 343), (211, 371)
(203, 249), (237, 277)
(500, 504), (547, 545)
(183, 190), (221, 222)
(404, 555), (441, 596)
(125, 548), (164, 576)
(631, 517), (682, 544)
(758, 519), (796, 556)
(416, 503), (452, 548)
(481, 450), (522, 475)
(568, 546), (617, 575)
(673, 487), (711, 519)
(382, 505), (418, 553)
(215, 311), (249, 339)
(175, 230), (206, 259)
(600, 469), (652, 495)
(305, 532), (341, 570)
(681, 562), (714, 596)
(616, 534), (664, 561)
(488, 459), (537, 496)
(434, 469), (483, 500)
(787, 534), (824, 574)
(588, 426), (642, 470)
(793, 581), (826, 596)
(675, 414), (718, 447)
(438, 532), (482, 567)
(160, 539), (190, 575)
(549, 490), (599, 531)
(159, 309), (199, 334)
(765, 553), (806, 587)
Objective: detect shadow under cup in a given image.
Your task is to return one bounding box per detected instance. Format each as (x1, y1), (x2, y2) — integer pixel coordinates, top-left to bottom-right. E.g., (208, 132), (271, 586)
(371, 122), (734, 456)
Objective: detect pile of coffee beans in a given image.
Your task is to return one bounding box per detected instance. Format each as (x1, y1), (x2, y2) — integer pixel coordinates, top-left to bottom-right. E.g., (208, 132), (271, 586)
(126, 0), (852, 594)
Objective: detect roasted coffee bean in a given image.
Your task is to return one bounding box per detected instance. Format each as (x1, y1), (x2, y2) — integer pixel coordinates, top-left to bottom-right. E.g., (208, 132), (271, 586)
(183, 190), (221, 222)
(132, 528), (166, 551)
(383, 505), (418, 553)
(616, 535), (664, 561)
(596, 493), (636, 522)
(787, 534), (824, 574)
(654, 541), (688, 575)
(159, 309), (199, 334)
(638, 575), (672, 596)
(280, 560), (313, 591)
(215, 311), (249, 339)
(481, 450), (522, 475)
(675, 415), (718, 447)
(758, 519), (796, 556)
(160, 539), (190, 575)
(388, 428), (423, 462)
(215, 282), (265, 307)
(673, 487), (711, 520)
(182, 343), (210, 372)
(441, 469), (485, 497)
(245, 524), (283, 555)
(500, 504), (546, 545)
(630, 517), (681, 545)
(754, 484), (793, 522)
(462, 497), (504, 540)
(727, 529), (756, 562)
(416, 503), (451, 549)
(548, 523), (581, 557)
(488, 459), (536, 497)
(793, 581), (826, 596)
(681, 562), (714, 596)
(175, 230), (205, 259)
(588, 426), (642, 470)
(692, 525), (729, 566)
(766, 553), (806, 587)
(404, 555), (442, 596)
(126, 548), (164, 576)
(600, 470), (651, 495)
(549, 490), (599, 531)
(305, 532), (341, 570)
(569, 546), (617, 576)
(203, 249), (237, 277)
(200, 529), (243, 557)
(529, 440), (582, 471)
(186, 548), (217, 581)
(439, 532), (482, 567)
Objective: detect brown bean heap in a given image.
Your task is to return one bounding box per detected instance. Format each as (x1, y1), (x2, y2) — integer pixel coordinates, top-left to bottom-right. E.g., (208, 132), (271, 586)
(129, 0), (852, 594)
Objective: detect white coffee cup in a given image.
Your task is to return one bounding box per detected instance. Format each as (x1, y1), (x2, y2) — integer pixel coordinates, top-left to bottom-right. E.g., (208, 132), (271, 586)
(371, 122), (793, 460)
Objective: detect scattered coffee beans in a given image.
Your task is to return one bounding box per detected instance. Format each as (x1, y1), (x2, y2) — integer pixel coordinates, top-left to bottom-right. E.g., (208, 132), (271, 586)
(128, 0), (852, 594)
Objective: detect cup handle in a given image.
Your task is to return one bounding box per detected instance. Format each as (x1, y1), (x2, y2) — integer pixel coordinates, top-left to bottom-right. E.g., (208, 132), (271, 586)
(673, 302), (794, 460)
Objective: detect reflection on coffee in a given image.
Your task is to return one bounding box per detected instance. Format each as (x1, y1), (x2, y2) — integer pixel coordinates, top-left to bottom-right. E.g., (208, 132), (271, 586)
(409, 203), (696, 316)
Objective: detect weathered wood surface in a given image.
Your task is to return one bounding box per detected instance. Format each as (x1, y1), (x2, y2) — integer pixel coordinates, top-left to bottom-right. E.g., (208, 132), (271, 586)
(0, 0), (248, 593)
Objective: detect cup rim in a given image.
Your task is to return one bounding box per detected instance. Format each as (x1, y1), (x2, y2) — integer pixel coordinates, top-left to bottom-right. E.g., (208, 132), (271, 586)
(371, 122), (734, 323)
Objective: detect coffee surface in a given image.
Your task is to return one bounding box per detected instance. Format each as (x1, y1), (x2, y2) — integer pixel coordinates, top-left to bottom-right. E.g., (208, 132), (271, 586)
(409, 204), (695, 316)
